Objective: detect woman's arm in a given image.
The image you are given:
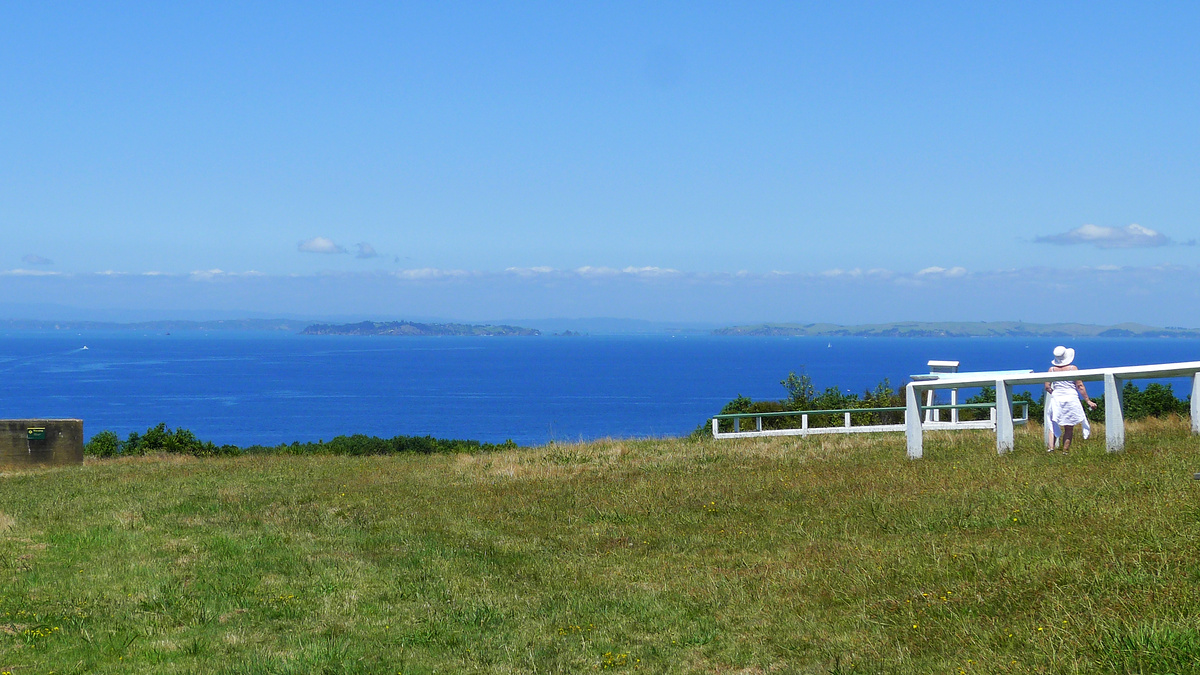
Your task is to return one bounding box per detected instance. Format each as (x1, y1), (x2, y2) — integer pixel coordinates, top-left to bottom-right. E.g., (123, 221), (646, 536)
(1075, 380), (1097, 409)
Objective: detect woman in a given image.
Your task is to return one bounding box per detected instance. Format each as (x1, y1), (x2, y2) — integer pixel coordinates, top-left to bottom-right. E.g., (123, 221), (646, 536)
(1045, 346), (1097, 452)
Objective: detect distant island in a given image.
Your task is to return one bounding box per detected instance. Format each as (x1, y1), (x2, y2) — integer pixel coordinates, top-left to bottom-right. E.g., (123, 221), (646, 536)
(300, 320), (540, 337)
(713, 321), (1200, 338)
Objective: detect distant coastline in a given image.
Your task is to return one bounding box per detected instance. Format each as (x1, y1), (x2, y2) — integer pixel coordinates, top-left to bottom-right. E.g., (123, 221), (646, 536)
(300, 320), (540, 337)
(713, 321), (1200, 338)
(3, 317), (1199, 338)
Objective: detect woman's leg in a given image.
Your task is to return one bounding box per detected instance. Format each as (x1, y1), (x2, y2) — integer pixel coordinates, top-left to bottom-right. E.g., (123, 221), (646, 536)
(1062, 424), (1075, 452)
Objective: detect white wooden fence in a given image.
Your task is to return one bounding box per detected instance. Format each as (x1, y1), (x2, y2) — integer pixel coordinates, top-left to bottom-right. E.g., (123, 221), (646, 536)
(711, 402), (1027, 440)
(905, 361), (1200, 459)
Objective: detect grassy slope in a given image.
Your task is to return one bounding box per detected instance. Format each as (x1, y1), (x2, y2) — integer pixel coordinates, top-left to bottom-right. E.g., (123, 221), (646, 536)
(3, 421), (1200, 674)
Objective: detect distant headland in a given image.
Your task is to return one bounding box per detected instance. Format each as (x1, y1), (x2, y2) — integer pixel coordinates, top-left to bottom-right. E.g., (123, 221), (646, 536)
(713, 321), (1200, 338)
(300, 320), (540, 337)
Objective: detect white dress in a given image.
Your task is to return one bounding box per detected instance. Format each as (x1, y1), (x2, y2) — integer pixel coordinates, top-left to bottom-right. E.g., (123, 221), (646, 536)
(1048, 379), (1090, 440)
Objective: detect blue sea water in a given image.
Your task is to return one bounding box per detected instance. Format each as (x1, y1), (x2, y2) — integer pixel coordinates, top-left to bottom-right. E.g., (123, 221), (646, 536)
(1, 331), (1197, 446)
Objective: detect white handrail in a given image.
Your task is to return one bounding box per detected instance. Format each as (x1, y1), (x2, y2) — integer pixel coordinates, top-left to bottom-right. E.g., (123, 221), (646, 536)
(712, 402), (1027, 440)
(905, 361), (1200, 459)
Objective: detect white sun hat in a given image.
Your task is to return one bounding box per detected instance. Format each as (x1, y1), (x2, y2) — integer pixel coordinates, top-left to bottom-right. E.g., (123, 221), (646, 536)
(1052, 345), (1075, 367)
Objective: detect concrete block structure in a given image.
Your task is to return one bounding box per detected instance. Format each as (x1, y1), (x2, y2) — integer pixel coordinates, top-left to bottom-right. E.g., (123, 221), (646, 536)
(0, 419), (84, 469)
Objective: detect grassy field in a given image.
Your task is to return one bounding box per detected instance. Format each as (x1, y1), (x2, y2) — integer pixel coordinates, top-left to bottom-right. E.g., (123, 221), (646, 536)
(3, 419), (1200, 674)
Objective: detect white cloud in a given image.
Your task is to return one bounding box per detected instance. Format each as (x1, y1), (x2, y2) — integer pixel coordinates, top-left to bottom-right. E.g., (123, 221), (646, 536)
(22, 254), (53, 265)
(505, 266), (557, 276)
(1036, 224), (1170, 248)
(915, 266), (966, 277)
(821, 268), (864, 278)
(393, 268), (471, 280)
(298, 237), (347, 254)
(574, 266), (680, 278)
(355, 242), (379, 259)
(621, 266), (680, 276)
(188, 269), (265, 281)
(574, 266), (622, 277)
(0, 268), (62, 276)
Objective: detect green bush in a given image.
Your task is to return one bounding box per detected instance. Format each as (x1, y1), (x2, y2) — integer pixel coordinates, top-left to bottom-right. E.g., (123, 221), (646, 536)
(713, 372), (905, 433)
(85, 424), (519, 459)
(1084, 382), (1190, 423)
(83, 430), (122, 457)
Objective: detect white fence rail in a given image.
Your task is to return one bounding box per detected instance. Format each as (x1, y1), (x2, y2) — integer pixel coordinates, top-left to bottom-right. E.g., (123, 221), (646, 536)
(904, 361), (1200, 459)
(712, 402), (1028, 440)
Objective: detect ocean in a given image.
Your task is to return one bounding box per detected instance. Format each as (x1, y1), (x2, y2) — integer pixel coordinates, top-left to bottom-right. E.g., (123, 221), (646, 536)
(2, 331), (1197, 446)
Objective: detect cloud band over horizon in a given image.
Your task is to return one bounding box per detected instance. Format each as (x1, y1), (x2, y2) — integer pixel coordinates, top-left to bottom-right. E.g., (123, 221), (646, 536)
(4, 264), (1200, 328)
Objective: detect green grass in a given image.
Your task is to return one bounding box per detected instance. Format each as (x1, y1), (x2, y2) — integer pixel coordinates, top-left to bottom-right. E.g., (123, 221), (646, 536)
(3, 418), (1200, 673)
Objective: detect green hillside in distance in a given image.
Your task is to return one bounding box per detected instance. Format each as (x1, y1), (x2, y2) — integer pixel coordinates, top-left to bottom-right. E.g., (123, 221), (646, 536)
(301, 320), (540, 336)
(714, 321), (1200, 338)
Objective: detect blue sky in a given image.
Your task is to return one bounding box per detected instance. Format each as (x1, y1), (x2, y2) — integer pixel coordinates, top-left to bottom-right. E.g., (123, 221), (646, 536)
(3, 2), (1199, 324)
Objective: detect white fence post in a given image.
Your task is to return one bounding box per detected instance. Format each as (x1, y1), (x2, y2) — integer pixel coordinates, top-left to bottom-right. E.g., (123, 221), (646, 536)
(906, 383), (923, 459)
(1105, 373), (1125, 453)
(995, 379), (1014, 454)
(1192, 374), (1200, 435)
(1044, 396), (1054, 449)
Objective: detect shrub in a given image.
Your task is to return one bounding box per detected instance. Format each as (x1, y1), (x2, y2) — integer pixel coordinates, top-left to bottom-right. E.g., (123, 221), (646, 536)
(86, 424), (518, 459)
(84, 430), (122, 457)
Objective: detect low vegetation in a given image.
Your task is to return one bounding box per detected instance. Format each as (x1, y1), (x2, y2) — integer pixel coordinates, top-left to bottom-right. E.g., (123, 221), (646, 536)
(84, 423), (519, 458)
(4, 418), (1200, 673)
